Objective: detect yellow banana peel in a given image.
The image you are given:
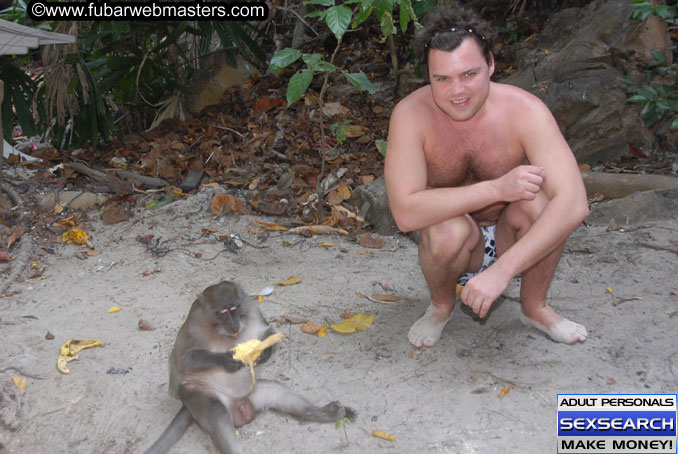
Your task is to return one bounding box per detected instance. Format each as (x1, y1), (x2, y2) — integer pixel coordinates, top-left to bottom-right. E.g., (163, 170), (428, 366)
(57, 339), (103, 374)
(231, 333), (283, 390)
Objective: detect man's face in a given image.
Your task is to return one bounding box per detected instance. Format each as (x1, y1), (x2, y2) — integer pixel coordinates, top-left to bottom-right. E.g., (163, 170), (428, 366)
(428, 37), (495, 122)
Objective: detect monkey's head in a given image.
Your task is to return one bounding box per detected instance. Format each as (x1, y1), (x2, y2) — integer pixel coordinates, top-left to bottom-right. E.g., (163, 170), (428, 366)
(200, 281), (246, 337)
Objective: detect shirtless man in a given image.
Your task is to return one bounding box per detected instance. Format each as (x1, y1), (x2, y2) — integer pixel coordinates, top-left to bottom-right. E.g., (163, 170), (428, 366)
(385, 4), (589, 348)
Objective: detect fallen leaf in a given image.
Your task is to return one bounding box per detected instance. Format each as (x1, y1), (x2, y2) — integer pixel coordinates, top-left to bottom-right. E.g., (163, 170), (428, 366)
(275, 275), (302, 286)
(606, 287), (614, 295)
(371, 430), (396, 442)
(202, 227), (218, 233)
(372, 294), (397, 303)
(356, 250), (373, 255)
(578, 163), (592, 171)
(346, 125), (369, 138)
(359, 234), (385, 249)
(59, 228), (94, 248)
(336, 184), (351, 200)
(318, 242), (334, 248)
(301, 321), (321, 333)
(109, 306), (122, 313)
(0, 250), (9, 261)
(607, 378), (617, 385)
(138, 319), (155, 331)
(45, 331), (54, 340)
(6, 226), (26, 250)
(102, 205), (129, 224)
(283, 315), (308, 324)
(11, 375), (27, 394)
(288, 225), (349, 237)
(341, 312), (358, 319)
(210, 194), (247, 215)
(330, 313), (374, 333)
(55, 215), (78, 228)
(356, 289), (398, 304)
(361, 175), (375, 185)
(255, 221), (287, 231)
(31, 260), (42, 270)
(317, 325), (328, 338)
(54, 203), (64, 214)
(498, 386), (511, 398)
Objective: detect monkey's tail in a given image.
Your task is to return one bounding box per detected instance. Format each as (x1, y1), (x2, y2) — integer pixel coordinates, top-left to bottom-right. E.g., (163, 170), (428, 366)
(144, 406), (193, 454)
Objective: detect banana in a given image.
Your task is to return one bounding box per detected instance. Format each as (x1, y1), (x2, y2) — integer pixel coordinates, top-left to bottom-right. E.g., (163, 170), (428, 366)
(57, 339), (104, 374)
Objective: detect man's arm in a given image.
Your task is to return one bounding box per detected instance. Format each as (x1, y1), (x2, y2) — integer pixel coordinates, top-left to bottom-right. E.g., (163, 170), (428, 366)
(461, 94), (589, 317)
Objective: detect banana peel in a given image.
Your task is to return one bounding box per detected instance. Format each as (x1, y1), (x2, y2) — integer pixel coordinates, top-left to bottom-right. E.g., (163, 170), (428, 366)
(57, 339), (103, 374)
(231, 333), (283, 391)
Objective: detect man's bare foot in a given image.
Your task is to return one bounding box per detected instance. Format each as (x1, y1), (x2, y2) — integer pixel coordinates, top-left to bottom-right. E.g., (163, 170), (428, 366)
(408, 304), (453, 348)
(520, 306), (587, 344)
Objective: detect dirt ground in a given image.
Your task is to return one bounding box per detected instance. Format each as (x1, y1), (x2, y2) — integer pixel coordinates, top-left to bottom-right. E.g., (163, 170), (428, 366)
(1, 180), (677, 454)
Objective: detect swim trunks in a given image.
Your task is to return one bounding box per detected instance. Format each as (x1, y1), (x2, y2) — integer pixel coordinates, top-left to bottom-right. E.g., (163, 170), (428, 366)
(457, 225), (497, 285)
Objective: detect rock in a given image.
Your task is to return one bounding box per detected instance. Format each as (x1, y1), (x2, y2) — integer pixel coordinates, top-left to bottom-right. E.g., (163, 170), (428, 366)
(587, 188), (678, 225)
(502, 0), (670, 163)
(351, 176), (399, 235)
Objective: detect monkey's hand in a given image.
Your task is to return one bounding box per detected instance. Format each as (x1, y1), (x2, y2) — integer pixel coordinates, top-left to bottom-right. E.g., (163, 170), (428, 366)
(232, 333), (283, 391)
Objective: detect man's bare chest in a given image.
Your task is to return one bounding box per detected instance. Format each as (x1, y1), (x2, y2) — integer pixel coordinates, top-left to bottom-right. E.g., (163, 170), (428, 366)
(424, 129), (525, 188)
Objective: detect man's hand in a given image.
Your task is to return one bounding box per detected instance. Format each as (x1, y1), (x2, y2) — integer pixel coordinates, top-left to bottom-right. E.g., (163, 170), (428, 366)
(460, 267), (512, 318)
(497, 165), (544, 202)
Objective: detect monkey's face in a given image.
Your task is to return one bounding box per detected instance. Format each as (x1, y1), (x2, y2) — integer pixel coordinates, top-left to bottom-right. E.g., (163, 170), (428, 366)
(215, 303), (241, 337)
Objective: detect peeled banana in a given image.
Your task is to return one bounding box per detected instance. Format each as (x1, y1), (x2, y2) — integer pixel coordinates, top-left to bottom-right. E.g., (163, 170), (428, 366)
(57, 339), (103, 374)
(231, 333), (283, 390)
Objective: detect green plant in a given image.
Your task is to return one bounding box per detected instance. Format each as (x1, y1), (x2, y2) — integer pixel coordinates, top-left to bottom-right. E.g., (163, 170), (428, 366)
(624, 1), (678, 129)
(335, 416), (352, 446)
(624, 51), (678, 129)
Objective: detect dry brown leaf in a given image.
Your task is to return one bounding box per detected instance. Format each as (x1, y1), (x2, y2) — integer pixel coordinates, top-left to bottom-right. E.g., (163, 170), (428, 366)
(336, 184), (351, 200)
(255, 221), (288, 231)
(326, 190), (344, 206)
(361, 175), (375, 185)
(356, 289), (398, 304)
(359, 234), (385, 249)
(346, 125), (369, 138)
(6, 226), (26, 250)
(371, 294), (398, 303)
(498, 386), (511, 398)
(55, 215), (78, 228)
(288, 225), (349, 237)
(301, 321), (321, 334)
(283, 315), (308, 324)
(138, 319), (155, 331)
(371, 430), (396, 441)
(210, 194), (246, 215)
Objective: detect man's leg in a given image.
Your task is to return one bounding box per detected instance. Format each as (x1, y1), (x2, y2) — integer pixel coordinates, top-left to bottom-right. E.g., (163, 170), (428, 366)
(495, 192), (587, 344)
(409, 215), (484, 347)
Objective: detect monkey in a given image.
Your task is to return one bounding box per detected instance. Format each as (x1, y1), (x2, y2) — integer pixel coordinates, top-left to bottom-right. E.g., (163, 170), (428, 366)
(145, 281), (355, 454)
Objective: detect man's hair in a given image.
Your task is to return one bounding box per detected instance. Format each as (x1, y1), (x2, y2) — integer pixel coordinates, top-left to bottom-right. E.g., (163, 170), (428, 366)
(414, 3), (497, 66)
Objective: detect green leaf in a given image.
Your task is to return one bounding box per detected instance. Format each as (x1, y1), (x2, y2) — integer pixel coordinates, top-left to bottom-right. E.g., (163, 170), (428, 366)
(304, 0), (335, 6)
(670, 116), (678, 129)
(380, 10), (396, 37)
(331, 122), (349, 144)
(325, 5), (352, 40)
(627, 95), (647, 103)
(352, 6), (373, 28)
(399, 0), (411, 33)
(345, 71), (376, 93)
(269, 48), (302, 73)
(375, 139), (388, 156)
(653, 5), (670, 18)
(286, 69), (314, 105)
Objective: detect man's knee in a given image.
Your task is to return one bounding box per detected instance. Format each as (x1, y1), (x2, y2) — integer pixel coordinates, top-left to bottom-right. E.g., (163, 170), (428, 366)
(419, 216), (479, 261)
(505, 190), (551, 231)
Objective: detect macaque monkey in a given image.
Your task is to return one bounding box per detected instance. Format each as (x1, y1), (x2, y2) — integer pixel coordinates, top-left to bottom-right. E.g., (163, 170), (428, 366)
(145, 281), (354, 454)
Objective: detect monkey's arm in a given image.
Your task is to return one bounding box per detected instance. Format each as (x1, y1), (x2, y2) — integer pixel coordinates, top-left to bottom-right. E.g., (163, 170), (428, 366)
(184, 349), (244, 373)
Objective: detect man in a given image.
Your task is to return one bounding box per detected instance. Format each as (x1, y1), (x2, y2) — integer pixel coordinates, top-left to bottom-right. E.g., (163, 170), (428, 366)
(385, 4), (589, 348)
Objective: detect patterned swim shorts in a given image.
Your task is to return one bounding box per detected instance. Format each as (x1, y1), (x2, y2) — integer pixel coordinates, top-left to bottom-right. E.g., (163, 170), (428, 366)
(457, 225), (497, 285)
